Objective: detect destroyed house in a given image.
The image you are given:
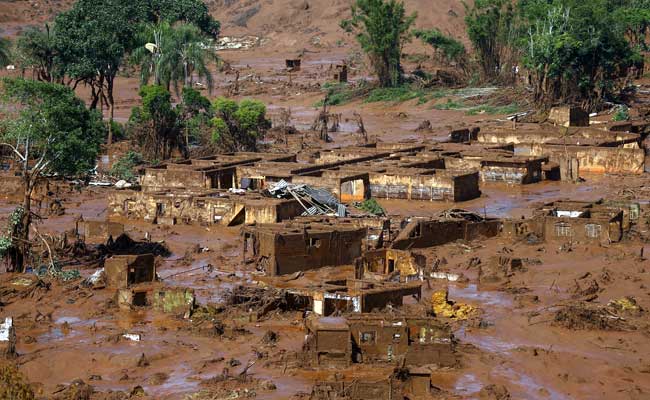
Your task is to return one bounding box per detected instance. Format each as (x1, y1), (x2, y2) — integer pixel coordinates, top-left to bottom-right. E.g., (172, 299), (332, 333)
(391, 211), (502, 250)
(478, 124), (642, 147)
(347, 315), (455, 366)
(80, 220), (124, 244)
(314, 144), (424, 165)
(305, 317), (352, 367)
(476, 124), (646, 174)
(355, 249), (425, 282)
(140, 153), (296, 192)
(439, 151), (545, 184)
(333, 163), (480, 202)
(305, 315), (454, 367)
(294, 216), (391, 248)
(117, 284), (196, 318)
(104, 254), (156, 289)
(532, 200), (625, 244)
(309, 379), (402, 400)
(242, 222), (367, 276)
(290, 279), (422, 316)
(109, 189), (302, 226)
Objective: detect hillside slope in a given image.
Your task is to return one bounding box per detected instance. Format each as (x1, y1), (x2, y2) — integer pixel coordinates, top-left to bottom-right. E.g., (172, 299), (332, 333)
(208, 0), (469, 51)
(0, 0), (469, 51)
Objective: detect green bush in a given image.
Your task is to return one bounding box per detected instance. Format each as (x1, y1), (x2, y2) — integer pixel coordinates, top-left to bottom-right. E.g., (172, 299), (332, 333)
(110, 151), (144, 181)
(358, 199), (386, 216)
(612, 106), (629, 122)
(211, 97), (270, 151)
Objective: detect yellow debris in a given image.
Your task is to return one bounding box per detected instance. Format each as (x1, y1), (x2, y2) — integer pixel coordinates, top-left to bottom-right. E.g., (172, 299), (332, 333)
(431, 289), (477, 320)
(608, 297), (641, 313)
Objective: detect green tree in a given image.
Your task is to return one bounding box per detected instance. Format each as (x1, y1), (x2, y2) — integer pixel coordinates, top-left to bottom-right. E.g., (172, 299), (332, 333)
(132, 22), (218, 94)
(341, 0), (416, 88)
(128, 85), (183, 159)
(13, 25), (59, 82)
(139, 0), (220, 38)
(518, 0), (637, 109)
(211, 97), (270, 151)
(414, 29), (468, 73)
(464, 0), (516, 82)
(0, 78), (104, 272)
(178, 87), (213, 147)
(54, 0), (143, 145)
(0, 37), (11, 67)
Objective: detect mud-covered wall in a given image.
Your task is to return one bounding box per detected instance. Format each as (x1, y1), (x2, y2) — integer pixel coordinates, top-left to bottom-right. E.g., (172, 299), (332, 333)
(519, 144), (645, 174)
(252, 228), (366, 275)
(82, 221), (124, 243)
(541, 216), (623, 244)
(367, 172), (473, 201)
(349, 322), (409, 362)
(392, 219), (501, 250)
(142, 168), (209, 192)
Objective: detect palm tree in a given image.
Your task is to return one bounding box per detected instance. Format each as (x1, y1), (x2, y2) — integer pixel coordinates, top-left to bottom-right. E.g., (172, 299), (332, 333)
(0, 37), (10, 68)
(132, 22), (218, 94)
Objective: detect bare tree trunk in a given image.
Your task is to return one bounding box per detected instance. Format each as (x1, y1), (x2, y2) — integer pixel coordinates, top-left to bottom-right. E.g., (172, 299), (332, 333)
(14, 173), (34, 273)
(107, 76), (115, 146)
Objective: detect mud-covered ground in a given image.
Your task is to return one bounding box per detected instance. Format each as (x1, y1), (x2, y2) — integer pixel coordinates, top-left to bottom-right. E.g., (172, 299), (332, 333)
(1, 166), (650, 399)
(2, 6), (650, 397)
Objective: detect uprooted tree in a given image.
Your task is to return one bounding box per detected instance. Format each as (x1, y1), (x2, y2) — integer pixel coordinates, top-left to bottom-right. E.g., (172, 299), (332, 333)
(211, 97), (271, 152)
(341, 0), (417, 88)
(0, 78), (104, 272)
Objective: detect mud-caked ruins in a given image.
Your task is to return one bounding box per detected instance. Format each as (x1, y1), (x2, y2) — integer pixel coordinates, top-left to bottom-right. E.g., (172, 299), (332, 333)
(2, 1), (650, 399)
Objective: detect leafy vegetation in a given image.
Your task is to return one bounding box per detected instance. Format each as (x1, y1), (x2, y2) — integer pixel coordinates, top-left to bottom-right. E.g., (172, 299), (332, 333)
(0, 37), (11, 67)
(12, 0), (220, 147)
(129, 85), (183, 160)
(414, 29), (468, 73)
(0, 78), (104, 271)
(341, 0), (416, 87)
(464, 0), (516, 82)
(131, 22), (218, 94)
(110, 151), (145, 181)
(612, 106), (630, 122)
(462, 0), (649, 109)
(13, 25), (58, 82)
(211, 98), (271, 152)
(358, 199), (386, 216)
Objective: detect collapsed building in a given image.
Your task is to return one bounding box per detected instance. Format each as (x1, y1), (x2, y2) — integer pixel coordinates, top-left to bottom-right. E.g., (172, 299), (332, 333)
(304, 314), (456, 367)
(109, 189), (302, 226)
(287, 279), (422, 316)
(355, 249), (426, 282)
(242, 221), (367, 276)
(103, 254), (195, 317)
(503, 200), (639, 244)
(477, 123), (648, 175)
(391, 210), (502, 250)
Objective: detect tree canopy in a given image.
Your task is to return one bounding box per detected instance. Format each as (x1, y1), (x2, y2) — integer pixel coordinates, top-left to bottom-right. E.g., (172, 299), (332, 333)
(341, 0), (416, 88)
(211, 98), (270, 152)
(1, 78), (104, 176)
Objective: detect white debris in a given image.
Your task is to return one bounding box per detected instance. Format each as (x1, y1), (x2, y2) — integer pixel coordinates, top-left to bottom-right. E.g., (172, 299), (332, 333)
(228, 188), (246, 194)
(0, 318), (13, 341)
(89, 181), (113, 187)
(115, 180), (133, 189)
(122, 333), (141, 342)
(85, 268), (105, 285)
(215, 36), (261, 51)
(431, 272), (461, 282)
(6, 65), (15, 71)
